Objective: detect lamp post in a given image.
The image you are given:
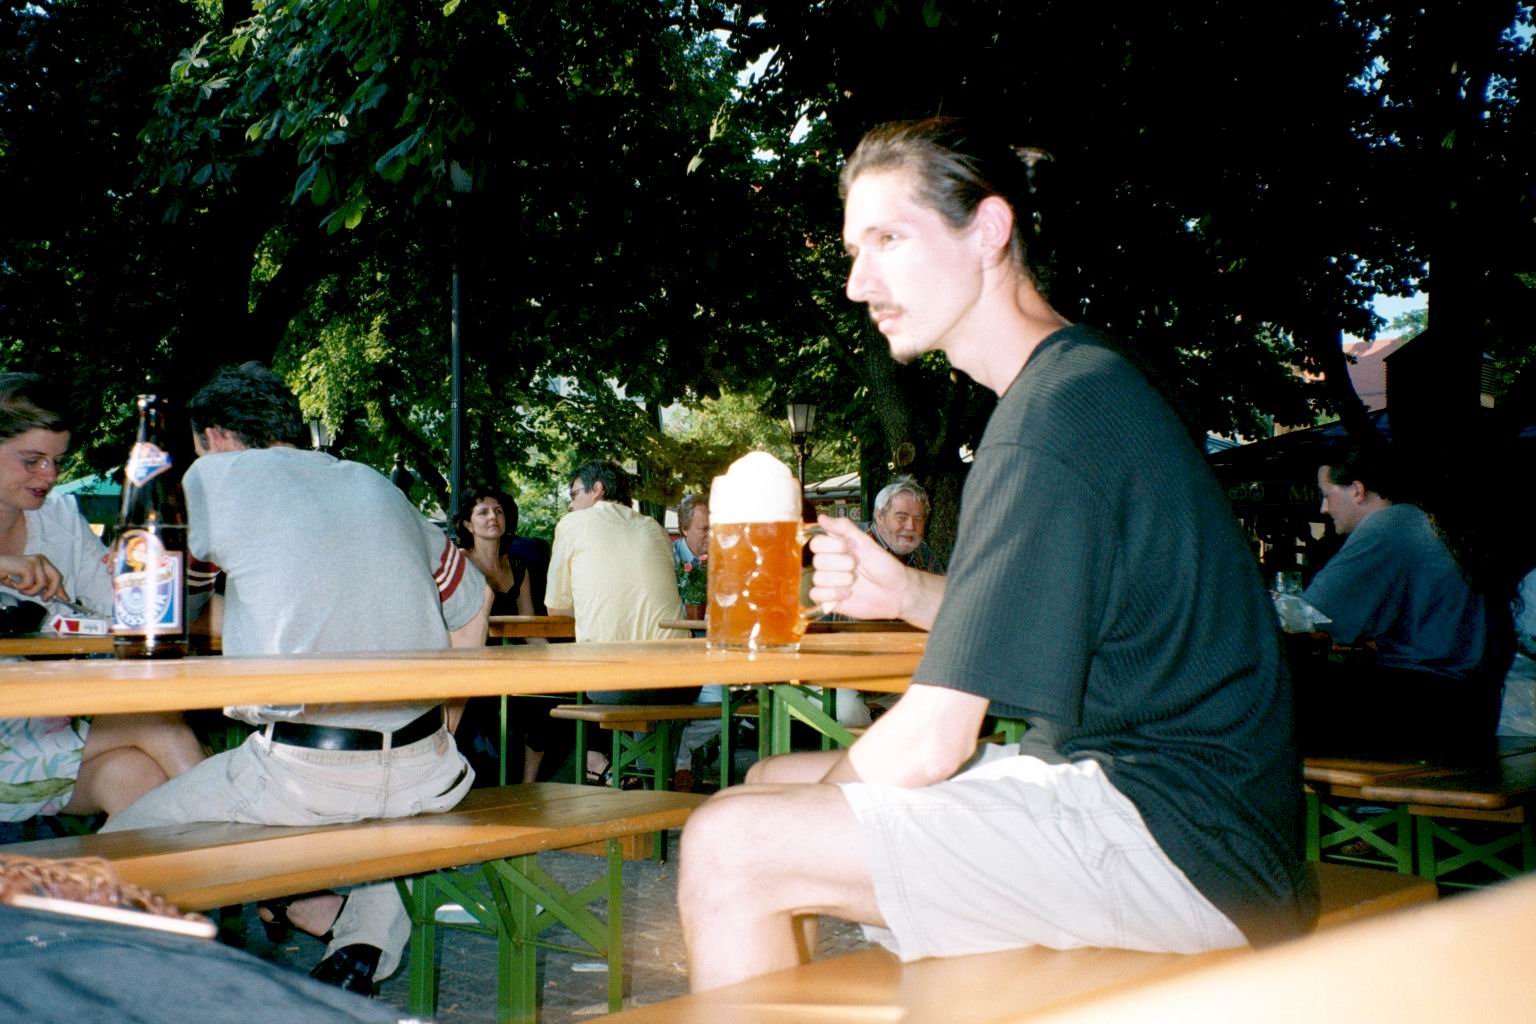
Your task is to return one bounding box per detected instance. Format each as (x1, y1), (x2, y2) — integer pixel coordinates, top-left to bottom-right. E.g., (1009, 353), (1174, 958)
(449, 159), (473, 513)
(787, 401), (818, 493)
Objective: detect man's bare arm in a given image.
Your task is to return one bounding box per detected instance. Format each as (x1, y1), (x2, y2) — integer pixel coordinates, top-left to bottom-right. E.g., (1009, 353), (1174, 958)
(449, 583), (494, 648)
(819, 684), (990, 786)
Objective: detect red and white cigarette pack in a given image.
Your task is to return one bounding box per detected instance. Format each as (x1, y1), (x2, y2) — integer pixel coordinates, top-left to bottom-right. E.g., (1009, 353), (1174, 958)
(49, 614), (110, 636)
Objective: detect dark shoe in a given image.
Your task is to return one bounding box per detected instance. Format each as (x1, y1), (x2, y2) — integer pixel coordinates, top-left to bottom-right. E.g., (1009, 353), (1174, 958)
(671, 769), (695, 793)
(259, 891), (345, 944)
(310, 943), (381, 996)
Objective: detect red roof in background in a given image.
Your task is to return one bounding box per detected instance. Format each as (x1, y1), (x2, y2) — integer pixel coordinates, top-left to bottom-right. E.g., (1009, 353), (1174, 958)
(1342, 334), (1410, 411)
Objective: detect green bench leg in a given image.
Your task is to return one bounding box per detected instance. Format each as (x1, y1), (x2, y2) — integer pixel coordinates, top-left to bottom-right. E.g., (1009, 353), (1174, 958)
(401, 839), (628, 1021)
(719, 695), (735, 788)
(401, 869), (503, 1017)
(1311, 799), (1413, 874)
(1415, 816), (1535, 887)
(609, 722), (676, 860)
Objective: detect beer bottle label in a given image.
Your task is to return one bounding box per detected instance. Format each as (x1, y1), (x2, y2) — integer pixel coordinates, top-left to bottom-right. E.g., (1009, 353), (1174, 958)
(111, 529), (185, 634)
(125, 442), (173, 486)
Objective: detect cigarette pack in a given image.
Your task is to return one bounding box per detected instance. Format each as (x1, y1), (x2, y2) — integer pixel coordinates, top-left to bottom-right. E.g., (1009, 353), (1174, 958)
(49, 613), (110, 636)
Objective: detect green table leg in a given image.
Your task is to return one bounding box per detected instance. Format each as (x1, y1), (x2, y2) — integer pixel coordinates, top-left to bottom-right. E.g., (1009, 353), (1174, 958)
(768, 683), (858, 751)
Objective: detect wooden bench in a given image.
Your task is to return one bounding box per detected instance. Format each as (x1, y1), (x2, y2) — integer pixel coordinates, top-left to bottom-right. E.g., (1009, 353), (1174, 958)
(1302, 756), (1454, 872)
(1355, 749), (1536, 886)
(551, 700), (761, 791)
(1303, 740), (1536, 884)
(588, 862), (1436, 1023)
(3, 782), (704, 1024)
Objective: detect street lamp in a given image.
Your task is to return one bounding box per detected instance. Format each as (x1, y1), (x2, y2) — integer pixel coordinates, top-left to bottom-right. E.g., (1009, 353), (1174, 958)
(787, 401), (818, 493)
(307, 418), (332, 453)
(389, 452), (414, 498)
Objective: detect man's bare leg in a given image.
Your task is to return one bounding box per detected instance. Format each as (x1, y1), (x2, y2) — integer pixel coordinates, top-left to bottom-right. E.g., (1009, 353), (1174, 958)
(736, 751), (852, 960)
(679, 764), (884, 991)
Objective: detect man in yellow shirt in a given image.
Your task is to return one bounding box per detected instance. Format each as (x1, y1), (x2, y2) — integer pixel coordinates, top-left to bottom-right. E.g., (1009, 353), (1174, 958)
(546, 460), (694, 703)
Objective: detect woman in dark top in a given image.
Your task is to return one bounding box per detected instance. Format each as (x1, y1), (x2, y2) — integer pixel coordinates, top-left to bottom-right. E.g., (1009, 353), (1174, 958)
(453, 486), (552, 783)
(455, 486), (538, 619)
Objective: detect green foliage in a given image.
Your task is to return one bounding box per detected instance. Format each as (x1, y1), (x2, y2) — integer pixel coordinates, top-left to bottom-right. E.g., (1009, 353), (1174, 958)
(3, 0), (1531, 532)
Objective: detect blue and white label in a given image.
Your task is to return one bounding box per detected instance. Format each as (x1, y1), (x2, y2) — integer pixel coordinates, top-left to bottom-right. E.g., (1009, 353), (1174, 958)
(111, 529), (184, 634)
(125, 442), (172, 487)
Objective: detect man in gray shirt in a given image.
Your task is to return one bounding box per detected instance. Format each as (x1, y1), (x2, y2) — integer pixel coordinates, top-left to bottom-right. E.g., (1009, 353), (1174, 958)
(1300, 444), (1503, 757)
(102, 363), (492, 995)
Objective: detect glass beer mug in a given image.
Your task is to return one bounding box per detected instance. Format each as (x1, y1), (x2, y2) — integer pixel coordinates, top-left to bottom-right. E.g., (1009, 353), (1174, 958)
(706, 452), (815, 652)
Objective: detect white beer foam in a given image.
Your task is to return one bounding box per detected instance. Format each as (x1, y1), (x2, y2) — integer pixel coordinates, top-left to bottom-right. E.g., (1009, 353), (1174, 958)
(709, 451), (801, 524)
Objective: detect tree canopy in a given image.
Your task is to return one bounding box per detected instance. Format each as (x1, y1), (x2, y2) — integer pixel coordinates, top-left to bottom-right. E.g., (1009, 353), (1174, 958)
(2, 1), (1530, 552)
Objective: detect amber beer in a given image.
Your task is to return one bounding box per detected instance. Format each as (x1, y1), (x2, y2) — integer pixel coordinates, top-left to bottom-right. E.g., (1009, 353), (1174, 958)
(112, 394), (189, 659)
(707, 520), (809, 651)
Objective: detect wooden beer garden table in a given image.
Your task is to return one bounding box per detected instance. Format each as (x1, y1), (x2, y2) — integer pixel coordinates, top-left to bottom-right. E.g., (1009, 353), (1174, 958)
(0, 632), (925, 719)
(488, 614), (575, 640)
(657, 618), (922, 634)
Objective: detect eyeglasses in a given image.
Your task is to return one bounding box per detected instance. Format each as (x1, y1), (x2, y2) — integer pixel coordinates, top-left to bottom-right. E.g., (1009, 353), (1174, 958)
(14, 452), (62, 475)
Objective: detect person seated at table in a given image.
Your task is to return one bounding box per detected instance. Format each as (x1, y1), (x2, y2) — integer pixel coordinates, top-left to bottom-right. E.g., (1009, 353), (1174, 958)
(1299, 443), (1510, 759)
(98, 363), (492, 996)
(0, 372), (205, 824)
(864, 475), (945, 573)
(668, 492), (720, 789)
(547, 460), (695, 783)
(677, 117), (1315, 992)
(452, 485), (553, 785)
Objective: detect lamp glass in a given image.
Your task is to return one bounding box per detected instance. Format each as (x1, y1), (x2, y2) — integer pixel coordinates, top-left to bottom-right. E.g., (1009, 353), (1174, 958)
(787, 402), (817, 436)
(308, 419), (332, 450)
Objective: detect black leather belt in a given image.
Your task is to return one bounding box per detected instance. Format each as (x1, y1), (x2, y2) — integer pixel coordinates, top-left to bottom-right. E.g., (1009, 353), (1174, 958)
(267, 706), (444, 751)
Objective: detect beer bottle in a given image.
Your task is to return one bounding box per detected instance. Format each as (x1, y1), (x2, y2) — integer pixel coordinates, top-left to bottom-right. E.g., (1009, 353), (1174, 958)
(112, 394), (189, 659)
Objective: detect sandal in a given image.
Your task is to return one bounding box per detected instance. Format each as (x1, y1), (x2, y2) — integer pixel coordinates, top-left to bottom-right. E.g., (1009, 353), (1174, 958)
(258, 891), (347, 944)
(584, 753), (612, 787)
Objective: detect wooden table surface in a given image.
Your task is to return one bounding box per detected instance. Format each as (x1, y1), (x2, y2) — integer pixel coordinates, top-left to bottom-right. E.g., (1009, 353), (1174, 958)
(0, 632), (113, 656)
(487, 614), (575, 639)
(0, 632), (926, 718)
(657, 618), (924, 634)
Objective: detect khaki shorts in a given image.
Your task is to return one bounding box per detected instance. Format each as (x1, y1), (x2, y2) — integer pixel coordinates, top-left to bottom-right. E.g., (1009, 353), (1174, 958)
(838, 745), (1244, 961)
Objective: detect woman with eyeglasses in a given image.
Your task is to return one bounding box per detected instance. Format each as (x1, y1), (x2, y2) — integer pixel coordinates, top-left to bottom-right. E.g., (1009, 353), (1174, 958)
(0, 372), (204, 823)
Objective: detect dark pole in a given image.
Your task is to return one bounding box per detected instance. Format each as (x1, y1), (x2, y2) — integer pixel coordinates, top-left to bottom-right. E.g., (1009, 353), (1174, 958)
(449, 195), (464, 508)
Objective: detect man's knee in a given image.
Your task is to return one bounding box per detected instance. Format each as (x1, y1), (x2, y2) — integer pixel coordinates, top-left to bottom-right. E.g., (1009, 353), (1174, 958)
(745, 749), (843, 785)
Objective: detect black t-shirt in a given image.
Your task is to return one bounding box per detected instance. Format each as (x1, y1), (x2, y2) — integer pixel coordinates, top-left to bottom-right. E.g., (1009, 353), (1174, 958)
(916, 325), (1317, 946)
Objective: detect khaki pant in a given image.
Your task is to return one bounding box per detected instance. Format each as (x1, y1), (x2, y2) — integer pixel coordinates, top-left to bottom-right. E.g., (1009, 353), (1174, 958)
(102, 726), (473, 978)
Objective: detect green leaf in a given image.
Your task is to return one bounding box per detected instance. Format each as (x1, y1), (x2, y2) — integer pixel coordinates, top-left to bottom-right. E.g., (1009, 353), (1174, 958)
(373, 127), (426, 174)
(443, 0), (462, 14)
(291, 160), (320, 204)
(192, 163), (213, 185)
(312, 165), (333, 206)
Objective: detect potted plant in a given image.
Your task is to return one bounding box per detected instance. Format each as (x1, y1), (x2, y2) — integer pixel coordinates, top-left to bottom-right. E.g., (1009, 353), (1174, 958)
(676, 552), (708, 619)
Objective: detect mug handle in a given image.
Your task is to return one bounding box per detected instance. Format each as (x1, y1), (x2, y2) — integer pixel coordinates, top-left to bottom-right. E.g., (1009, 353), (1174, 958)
(792, 525), (824, 640)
